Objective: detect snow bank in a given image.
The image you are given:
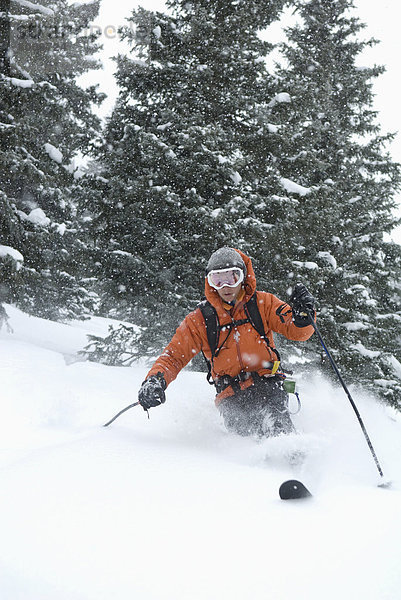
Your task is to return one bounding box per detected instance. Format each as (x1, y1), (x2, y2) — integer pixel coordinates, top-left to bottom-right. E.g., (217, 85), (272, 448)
(1, 306), (401, 600)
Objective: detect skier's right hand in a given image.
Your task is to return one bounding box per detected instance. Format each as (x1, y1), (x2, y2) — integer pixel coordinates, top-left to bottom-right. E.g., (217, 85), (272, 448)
(138, 373), (167, 410)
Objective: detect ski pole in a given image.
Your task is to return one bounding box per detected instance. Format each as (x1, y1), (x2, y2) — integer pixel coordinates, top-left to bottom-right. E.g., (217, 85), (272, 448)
(306, 308), (388, 484)
(103, 401), (142, 427)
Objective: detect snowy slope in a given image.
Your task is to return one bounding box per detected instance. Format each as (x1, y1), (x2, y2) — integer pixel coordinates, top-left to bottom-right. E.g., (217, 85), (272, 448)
(1, 304), (401, 600)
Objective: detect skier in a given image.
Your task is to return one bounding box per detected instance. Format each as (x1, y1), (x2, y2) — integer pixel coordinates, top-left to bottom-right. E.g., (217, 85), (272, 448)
(138, 247), (315, 437)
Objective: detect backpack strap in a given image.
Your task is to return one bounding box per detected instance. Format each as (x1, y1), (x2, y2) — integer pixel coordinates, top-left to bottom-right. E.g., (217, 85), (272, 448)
(197, 300), (219, 385)
(198, 300), (245, 384)
(198, 300), (219, 360)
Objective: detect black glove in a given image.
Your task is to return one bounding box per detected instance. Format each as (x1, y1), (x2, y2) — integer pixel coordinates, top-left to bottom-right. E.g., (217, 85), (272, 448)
(138, 373), (167, 410)
(290, 282), (315, 327)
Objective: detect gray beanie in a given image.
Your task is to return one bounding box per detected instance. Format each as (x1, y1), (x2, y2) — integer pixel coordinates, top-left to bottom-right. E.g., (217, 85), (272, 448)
(206, 247), (246, 275)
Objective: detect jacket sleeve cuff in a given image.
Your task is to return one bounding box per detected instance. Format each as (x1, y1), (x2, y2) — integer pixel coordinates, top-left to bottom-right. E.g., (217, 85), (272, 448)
(292, 309), (316, 328)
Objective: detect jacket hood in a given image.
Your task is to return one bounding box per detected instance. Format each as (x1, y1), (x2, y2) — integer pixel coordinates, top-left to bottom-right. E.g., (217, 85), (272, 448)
(205, 248), (256, 306)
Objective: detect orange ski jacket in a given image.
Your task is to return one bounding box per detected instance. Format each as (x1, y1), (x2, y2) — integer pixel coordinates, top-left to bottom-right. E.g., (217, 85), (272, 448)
(146, 250), (314, 402)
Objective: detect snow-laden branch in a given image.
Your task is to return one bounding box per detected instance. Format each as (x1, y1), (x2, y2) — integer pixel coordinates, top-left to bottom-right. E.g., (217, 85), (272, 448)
(280, 177), (311, 196)
(317, 251), (337, 269)
(292, 260), (319, 270)
(11, 0), (54, 16)
(349, 341), (380, 359)
(7, 77), (35, 88)
(0, 245), (24, 269)
(268, 92), (291, 108)
(44, 143), (63, 164)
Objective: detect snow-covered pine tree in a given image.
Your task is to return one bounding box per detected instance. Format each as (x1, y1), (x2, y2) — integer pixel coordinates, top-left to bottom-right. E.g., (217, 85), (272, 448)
(271, 0), (401, 406)
(0, 0), (104, 319)
(84, 0), (295, 355)
(0, 0), (11, 76)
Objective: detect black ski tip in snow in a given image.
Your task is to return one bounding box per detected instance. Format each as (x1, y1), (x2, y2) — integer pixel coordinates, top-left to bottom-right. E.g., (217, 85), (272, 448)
(279, 479), (312, 500)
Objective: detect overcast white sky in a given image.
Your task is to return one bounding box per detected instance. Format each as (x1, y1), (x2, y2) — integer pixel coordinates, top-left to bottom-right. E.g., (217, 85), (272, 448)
(86, 0), (401, 242)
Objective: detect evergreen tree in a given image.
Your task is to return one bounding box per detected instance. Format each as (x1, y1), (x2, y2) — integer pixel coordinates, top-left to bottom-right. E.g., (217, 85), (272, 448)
(0, 0), (104, 319)
(0, 0), (11, 77)
(83, 0), (296, 355)
(270, 0), (401, 405)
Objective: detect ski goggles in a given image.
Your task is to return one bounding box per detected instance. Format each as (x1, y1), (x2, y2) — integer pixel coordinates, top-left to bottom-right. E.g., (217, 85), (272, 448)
(207, 267), (244, 290)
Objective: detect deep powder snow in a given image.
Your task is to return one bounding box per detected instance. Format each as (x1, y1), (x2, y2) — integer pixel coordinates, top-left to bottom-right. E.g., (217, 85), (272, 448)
(1, 305), (400, 599)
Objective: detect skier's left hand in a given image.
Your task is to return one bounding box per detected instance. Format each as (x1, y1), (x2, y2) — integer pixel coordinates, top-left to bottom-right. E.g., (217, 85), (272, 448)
(290, 282), (315, 327)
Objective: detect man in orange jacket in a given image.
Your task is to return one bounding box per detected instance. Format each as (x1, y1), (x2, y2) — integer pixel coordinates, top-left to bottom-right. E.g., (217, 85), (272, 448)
(138, 247), (315, 437)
